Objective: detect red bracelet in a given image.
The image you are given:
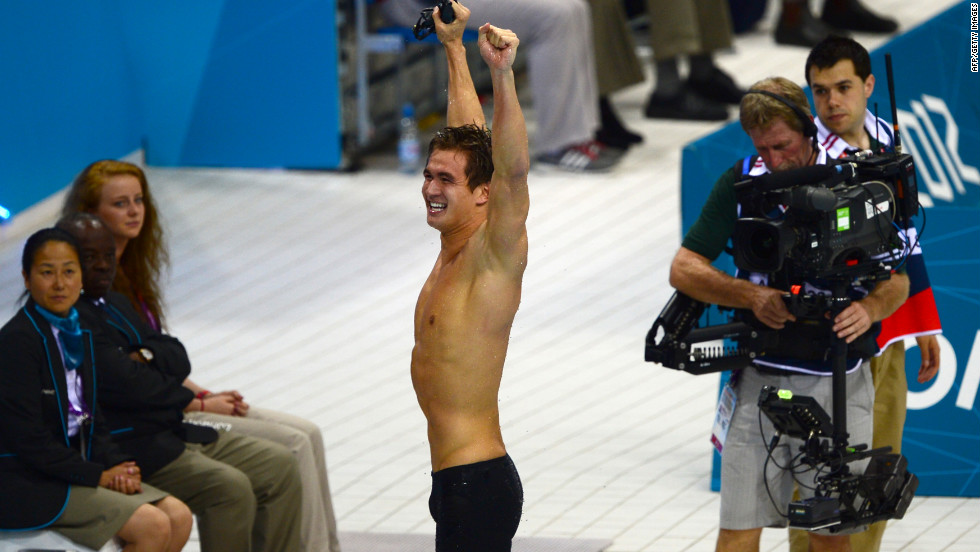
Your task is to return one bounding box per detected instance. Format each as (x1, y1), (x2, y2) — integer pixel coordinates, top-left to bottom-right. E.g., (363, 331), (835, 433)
(196, 390), (211, 412)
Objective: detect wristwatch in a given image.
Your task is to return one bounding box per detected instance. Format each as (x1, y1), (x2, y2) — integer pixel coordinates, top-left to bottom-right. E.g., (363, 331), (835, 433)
(137, 347), (154, 362)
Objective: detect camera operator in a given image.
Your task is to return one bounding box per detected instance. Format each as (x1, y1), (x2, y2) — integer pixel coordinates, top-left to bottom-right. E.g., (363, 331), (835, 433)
(668, 76), (909, 552)
(783, 35), (942, 552)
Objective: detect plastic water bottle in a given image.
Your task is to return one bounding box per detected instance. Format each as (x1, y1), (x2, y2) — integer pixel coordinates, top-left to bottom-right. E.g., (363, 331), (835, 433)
(398, 103), (420, 174)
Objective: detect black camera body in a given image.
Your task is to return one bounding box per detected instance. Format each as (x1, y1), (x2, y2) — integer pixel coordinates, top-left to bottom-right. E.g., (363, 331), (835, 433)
(732, 152), (918, 279)
(413, 1), (457, 40)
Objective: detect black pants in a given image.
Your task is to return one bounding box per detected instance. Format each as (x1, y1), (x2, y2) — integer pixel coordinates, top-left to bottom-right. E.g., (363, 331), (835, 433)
(428, 454), (523, 552)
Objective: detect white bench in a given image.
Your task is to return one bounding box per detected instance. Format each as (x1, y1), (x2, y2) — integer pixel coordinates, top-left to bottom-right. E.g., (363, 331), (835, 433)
(0, 530), (121, 552)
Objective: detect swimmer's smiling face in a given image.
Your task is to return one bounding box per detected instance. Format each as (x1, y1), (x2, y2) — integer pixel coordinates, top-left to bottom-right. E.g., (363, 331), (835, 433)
(422, 148), (488, 232)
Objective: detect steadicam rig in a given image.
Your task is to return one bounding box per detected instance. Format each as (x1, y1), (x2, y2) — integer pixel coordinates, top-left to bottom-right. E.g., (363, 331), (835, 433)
(642, 51), (922, 534)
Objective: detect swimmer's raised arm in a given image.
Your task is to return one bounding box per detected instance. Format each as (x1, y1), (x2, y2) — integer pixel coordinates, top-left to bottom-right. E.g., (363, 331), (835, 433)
(435, 2), (484, 128)
(480, 23), (528, 270)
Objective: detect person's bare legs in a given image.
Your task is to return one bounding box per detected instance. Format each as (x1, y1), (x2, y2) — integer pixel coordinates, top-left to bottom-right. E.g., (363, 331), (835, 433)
(154, 496), (193, 552)
(116, 503), (172, 552)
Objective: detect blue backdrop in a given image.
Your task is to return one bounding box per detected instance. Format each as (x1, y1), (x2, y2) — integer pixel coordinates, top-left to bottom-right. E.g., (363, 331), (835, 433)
(678, 2), (980, 496)
(0, 1), (343, 219)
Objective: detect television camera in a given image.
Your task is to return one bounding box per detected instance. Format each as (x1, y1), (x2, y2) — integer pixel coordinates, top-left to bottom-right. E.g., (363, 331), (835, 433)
(644, 144), (921, 377)
(731, 150), (918, 279)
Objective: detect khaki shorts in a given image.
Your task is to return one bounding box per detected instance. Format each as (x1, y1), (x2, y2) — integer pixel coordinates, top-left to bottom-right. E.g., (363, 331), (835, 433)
(50, 483), (169, 550)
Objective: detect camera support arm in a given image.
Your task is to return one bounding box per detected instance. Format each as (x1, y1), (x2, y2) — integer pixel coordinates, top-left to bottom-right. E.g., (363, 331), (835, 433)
(644, 290), (782, 374)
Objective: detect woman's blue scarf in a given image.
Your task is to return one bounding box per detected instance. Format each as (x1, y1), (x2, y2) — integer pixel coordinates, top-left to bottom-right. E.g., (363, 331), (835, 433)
(35, 305), (84, 372)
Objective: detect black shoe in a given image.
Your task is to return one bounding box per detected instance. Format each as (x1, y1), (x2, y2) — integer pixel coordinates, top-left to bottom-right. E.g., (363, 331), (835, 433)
(688, 68), (746, 105)
(597, 97), (644, 149)
(595, 127), (643, 150)
(821, 0), (898, 34)
(775, 8), (837, 47)
(644, 86), (729, 121)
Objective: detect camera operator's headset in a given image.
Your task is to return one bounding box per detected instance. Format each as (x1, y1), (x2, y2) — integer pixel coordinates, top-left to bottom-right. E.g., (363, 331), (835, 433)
(743, 89), (819, 152)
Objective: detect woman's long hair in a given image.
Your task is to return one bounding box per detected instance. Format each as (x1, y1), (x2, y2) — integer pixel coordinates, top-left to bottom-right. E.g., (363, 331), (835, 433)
(62, 160), (169, 328)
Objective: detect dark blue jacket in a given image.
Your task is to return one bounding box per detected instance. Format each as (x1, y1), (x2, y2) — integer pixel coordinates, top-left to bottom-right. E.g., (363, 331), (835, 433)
(0, 300), (131, 530)
(76, 291), (207, 477)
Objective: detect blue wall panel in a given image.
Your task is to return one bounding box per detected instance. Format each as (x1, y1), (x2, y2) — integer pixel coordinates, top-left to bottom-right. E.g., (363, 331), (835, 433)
(113, 1), (228, 167)
(178, 0), (342, 168)
(0, 1), (342, 220)
(0, 2), (141, 216)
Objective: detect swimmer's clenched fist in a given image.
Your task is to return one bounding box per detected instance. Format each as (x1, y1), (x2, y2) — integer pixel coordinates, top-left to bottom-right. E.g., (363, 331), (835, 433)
(479, 24), (519, 70)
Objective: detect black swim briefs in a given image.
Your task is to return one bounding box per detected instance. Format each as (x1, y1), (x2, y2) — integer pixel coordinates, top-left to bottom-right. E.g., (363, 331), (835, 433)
(428, 454), (523, 552)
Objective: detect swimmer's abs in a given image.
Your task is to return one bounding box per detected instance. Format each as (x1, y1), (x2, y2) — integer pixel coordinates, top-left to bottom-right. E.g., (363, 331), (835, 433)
(411, 365), (504, 469)
(424, 411), (506, 471)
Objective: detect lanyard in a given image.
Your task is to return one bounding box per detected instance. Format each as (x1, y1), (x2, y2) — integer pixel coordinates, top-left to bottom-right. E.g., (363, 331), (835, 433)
(68, 393), (92, 461)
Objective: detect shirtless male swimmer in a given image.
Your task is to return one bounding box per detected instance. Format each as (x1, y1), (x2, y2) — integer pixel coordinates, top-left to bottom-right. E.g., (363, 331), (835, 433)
(411, 2), (529, 551)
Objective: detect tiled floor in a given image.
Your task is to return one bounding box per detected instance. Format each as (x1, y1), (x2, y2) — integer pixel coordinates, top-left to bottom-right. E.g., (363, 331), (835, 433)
(1, 1), (976, 551)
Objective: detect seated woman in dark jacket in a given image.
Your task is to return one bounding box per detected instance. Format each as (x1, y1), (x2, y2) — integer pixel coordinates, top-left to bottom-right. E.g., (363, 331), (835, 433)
(0, 228), (191, 552)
